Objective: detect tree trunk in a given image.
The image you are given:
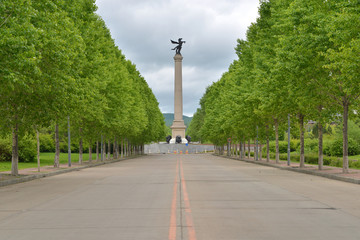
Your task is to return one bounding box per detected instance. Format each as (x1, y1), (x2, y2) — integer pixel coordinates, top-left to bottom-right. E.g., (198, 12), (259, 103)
(287, 114), (291, 166)
(54, 124), (60, 168)
(118, 140), (121, 157)
(121, 138), (124, 158)
(96, 141), (99, 161)
(247, 139), (251, 159)
(37, 129), (40, 172)
(79, 128), (83, 165)
(239, 141), (241, 159)
(107, 140), (110, 160)
(234, 143), (237, 157)
(318, 122), (323, 170)
(114, 137), (118, 159)
(101, 135), (104, 162)
(259, 142), (262, 161)
(67, 116), (71, 167)
(254, 139), (258, 161)
(124, 139), (127, 157)
(89, 143), (92, 163)
(275, 119), (279, 164)
(128, 141), (130, 156)
(299, 114), (305, 168)
(266, 125), (270, 162)
(227, 142), (230, 156)
(343, 100), (349, 173)
(240, 141), (243, 159)
(103, 141), (106, 161)
(11, 123), (19, 176)
(113, 139), (116, 159)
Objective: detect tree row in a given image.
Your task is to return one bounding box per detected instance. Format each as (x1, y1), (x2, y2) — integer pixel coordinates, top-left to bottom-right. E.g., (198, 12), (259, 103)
(0, 0), (166, 175)
(187, 0), (360, 173)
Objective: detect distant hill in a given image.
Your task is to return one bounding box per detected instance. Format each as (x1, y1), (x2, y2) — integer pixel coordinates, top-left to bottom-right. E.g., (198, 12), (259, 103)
(163, 113), (192, 128)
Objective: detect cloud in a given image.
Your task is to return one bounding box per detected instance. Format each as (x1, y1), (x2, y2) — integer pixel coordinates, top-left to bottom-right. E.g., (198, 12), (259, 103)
(96, 0), (260, 116)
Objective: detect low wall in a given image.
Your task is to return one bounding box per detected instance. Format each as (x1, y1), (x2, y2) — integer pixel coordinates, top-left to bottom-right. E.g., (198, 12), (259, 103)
(144, 143), (214, 154)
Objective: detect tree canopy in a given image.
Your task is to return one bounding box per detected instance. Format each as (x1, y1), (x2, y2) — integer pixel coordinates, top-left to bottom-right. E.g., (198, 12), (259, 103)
(0, 0), (165, 175)
(189, 0), (360, 173)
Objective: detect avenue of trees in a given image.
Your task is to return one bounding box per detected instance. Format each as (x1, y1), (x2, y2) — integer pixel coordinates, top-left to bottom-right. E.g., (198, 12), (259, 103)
(0, 0), (166, 175)
(187, 0), (360, 173)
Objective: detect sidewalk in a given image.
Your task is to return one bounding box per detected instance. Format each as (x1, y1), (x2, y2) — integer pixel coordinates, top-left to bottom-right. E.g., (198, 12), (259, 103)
(219, 154), (360, 185)
(0, 156), (136, 187)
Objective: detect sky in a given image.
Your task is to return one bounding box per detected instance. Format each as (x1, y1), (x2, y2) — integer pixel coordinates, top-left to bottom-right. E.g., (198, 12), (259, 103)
(95, 0), (260, 116)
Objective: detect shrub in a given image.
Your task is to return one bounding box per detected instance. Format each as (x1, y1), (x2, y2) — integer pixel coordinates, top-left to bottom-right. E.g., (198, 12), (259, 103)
(304, 154), (318, 164)
(304, 139), (318, 152)
(18, 134), (36, 162)
(0, 138), (12, 162)
(291, 139), (301, 150)
(330, 158), (342, 168)
(39, 133), (55, 152)
(323, 157), (332, 165)
(60, 140), (90, 153)
(349, 160), (360, 169)
(328, 138), (360, 157)
(265, 141), (297, 154)
(0, 135), (36, 162)
(323, 141), (332, 156)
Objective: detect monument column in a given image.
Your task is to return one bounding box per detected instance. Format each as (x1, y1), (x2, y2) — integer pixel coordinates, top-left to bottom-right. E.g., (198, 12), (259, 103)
(170, 53), (187, 143)
(174, 54), (183, 122)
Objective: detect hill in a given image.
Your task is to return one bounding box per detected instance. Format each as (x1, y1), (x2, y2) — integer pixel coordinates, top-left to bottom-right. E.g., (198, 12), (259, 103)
(163, 113), (192, 128)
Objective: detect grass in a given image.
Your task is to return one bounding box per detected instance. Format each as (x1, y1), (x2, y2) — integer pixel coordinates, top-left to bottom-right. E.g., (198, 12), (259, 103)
(0, 152), (108, 172)
(247, 151), (360, 170)
(348, 155), (360, 161)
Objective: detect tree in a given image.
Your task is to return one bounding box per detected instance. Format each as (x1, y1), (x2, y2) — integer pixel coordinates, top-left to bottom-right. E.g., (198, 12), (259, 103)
(320, 0), (360, 173)
(0, 0), (40, 175)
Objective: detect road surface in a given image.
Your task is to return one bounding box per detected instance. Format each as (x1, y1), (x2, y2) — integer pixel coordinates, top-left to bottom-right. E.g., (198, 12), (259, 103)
(0, 154), (359, 240)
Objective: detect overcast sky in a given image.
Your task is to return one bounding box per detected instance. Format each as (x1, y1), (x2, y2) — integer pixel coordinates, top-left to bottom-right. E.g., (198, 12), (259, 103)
(95, 0), (260, 116)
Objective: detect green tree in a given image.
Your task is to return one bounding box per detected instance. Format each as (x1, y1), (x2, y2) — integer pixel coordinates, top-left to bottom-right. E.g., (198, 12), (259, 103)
(320, 0), (360, 173)
(0, 0), (41, 175)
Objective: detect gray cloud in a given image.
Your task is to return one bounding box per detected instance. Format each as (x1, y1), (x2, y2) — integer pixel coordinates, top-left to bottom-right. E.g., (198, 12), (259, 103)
(95, 0), (259, 116)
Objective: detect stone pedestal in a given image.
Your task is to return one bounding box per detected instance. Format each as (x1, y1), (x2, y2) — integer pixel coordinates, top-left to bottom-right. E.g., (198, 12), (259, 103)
(170, 54), (187, 144)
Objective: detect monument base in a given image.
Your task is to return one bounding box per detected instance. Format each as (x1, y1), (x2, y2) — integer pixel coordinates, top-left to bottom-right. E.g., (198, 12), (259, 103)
(170, 120), (186, 144)
(169, 138), (188, 144)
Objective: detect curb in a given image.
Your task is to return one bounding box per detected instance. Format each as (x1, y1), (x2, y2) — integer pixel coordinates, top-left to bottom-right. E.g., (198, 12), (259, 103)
(216, 154), (360, 185)
(0, 156), (139, 188)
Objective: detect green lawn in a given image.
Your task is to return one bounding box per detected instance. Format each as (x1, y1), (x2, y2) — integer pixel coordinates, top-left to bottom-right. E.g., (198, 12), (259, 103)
(0, 152), (105, 172)
(348, 155), (360, 161)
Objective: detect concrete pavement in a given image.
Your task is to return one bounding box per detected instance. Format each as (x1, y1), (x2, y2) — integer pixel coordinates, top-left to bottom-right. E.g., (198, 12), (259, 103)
(0, 154), (359, 240)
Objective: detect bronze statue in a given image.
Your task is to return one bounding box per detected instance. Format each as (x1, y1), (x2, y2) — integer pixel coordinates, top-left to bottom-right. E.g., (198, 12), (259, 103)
(166, 135), (172, 144)
(171, 38), (185, 55)
(175, 135), (182, 144)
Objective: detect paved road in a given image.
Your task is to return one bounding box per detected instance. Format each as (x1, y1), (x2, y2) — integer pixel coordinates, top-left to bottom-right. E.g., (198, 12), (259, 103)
(0, 154), (359, 240)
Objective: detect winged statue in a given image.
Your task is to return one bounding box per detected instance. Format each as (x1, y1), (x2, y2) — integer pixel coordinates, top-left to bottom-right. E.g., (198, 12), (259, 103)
(171, 38), (186, 55)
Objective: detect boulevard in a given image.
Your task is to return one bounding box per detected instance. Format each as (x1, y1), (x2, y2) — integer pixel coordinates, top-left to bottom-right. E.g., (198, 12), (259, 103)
(0, 154), (359, 240)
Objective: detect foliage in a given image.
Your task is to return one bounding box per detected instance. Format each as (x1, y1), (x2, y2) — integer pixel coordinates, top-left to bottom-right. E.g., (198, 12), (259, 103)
(18, 134), (37, 162)
(191, 0), (360, 172)
(264, 141), (296, 154)
(39, 133), (55, 152)
(297, 139), (318, 153)
(0, 0), (166, 168)
(0, 135), (36, 162)
(325, 138), (360, 157)
(0, 138), (12, 162)
(186, 108), (205, 142)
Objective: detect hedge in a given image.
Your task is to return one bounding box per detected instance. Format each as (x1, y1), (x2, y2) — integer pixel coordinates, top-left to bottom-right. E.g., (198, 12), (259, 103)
(241, 151), (360, 169)
(0, 135), (36, 162)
